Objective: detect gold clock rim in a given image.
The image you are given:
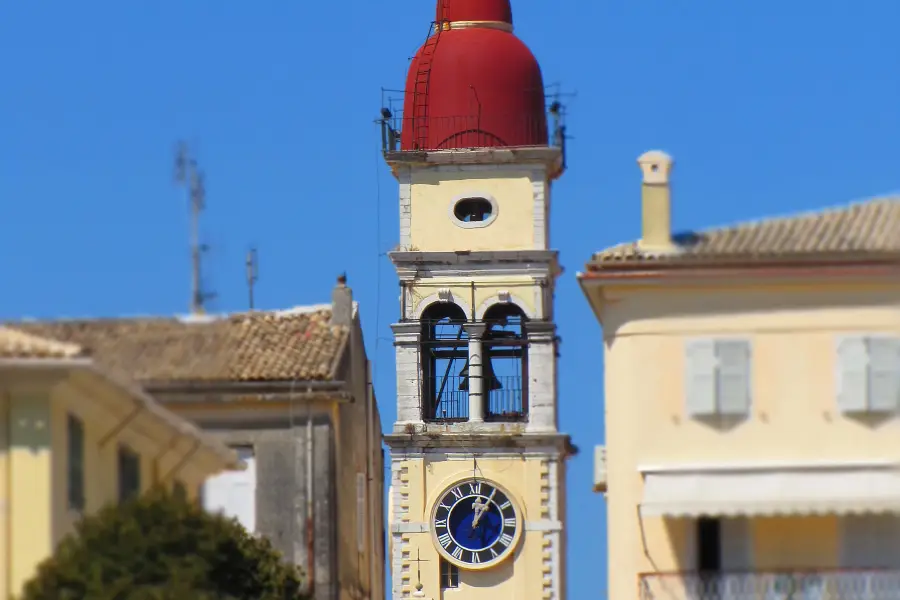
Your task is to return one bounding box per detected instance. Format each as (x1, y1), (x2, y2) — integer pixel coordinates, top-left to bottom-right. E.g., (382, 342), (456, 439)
(428, 477), (523, 571)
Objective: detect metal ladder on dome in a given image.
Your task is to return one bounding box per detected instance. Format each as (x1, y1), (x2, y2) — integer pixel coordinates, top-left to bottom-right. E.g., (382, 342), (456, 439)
(411, 0), (449, 150)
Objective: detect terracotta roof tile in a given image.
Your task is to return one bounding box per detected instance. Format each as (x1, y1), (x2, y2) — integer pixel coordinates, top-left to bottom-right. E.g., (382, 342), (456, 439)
(0, 327), (85, 359)
(589, 196), (900, 268)
(6, 307), (348, 383)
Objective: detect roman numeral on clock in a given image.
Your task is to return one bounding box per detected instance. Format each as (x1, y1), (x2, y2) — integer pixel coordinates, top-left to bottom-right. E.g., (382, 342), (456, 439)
(450, 487), (464, 501)
(434, 519), (447, 529)
(504, 517), (516, 527)
(451, 546), (464, 560)
(468, 481), (482, 495)
(438, 533), (452, 549)
(498, 532), (514, 547)
(499, 500), (511, 510)
(471, 551), (482, 564)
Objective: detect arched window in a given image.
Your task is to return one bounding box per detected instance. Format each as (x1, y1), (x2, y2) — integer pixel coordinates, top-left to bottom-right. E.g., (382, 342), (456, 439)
(481, 304), (528, 421)
(420, 303), (469, 422)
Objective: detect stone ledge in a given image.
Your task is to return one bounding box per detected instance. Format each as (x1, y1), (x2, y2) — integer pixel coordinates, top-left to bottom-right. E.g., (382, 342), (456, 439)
(384, 430), (574, 454)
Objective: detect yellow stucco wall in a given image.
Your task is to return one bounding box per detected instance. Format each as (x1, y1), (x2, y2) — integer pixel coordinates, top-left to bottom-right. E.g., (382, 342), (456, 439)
(408, 169), (537, 252)
(396, 455), (554, 599)
(595, 279), (900, 600)
(406, 275), (539, 321)
(0, 375), (217, 599)
(7, 392), (53, 596)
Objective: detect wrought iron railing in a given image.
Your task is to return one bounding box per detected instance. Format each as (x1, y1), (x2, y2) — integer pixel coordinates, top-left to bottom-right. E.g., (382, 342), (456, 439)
(485, 374), (526, 422)
(425, 374), (469, 422)
(422, 373), (526, 423)
(379, 112), (564, 153)
(640, 569), (900, 600)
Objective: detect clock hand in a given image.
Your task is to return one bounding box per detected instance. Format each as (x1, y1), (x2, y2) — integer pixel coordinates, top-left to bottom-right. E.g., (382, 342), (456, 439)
(470, 499), (487, 529)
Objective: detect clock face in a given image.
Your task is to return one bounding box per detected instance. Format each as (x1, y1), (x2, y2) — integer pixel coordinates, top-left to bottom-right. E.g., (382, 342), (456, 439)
(430, 479), (521, 569)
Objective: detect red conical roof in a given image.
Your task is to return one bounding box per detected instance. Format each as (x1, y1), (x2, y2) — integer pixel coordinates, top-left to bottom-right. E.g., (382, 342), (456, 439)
(436, 0), (512, 25)
(401, 0), (547, 151)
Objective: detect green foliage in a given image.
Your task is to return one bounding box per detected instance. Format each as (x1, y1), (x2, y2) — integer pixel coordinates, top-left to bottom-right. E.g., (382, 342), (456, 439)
(21, 487), (307, 600)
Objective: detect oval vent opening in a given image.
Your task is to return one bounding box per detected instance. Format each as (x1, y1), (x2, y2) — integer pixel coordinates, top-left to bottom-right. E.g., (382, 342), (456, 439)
(453, 197), (493, 223)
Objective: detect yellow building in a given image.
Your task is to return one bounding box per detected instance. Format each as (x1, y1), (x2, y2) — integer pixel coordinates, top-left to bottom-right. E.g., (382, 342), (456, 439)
(10, 280), (385, 600)
(380, 1), (575, 599)
(579, 150), (900, 600)
(0, 326), (238, 598)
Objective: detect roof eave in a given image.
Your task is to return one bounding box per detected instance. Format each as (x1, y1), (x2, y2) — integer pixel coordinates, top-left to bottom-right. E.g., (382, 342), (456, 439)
(579, 254), (900, 286)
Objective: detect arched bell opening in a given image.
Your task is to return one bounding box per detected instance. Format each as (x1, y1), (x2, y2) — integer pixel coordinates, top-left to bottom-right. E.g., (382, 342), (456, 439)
(479, 303), (528, 422)
(420, 303), (469, 422)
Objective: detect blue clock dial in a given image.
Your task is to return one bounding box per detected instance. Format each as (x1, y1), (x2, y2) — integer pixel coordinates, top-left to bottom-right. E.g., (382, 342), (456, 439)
(432, 479), (519, 567)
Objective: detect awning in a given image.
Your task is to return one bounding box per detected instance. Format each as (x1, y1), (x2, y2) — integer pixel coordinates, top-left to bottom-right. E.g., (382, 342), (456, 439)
(640, 463), (900, 517)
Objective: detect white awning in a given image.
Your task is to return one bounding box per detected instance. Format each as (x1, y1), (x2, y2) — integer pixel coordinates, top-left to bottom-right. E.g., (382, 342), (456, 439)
(640, 462), (900, 517)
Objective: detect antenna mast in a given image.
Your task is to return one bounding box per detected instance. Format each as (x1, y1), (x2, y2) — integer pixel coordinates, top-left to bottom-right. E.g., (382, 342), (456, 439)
(174, 141), (214, 315)
(246, 247), (259, 310)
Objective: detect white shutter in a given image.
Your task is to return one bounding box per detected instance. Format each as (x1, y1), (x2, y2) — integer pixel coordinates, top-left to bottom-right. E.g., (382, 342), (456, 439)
(715, 340), (751, 416)
(356, 473), (366, 553)
(867, 337), (900, 413)
(836, 337), (869, 413)
(202, 447), (256, 533)
(685, 339), (717, 417)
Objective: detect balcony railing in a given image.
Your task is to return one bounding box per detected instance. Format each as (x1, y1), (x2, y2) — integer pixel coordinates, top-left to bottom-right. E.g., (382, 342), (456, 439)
(641, 569), (900, 600)
(379, 112), (565, 154)
(423, 374), (526, 423)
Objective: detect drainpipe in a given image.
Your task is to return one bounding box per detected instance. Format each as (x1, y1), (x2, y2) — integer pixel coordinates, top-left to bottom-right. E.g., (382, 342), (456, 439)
(365, 361), (377, 599)
(306, 401), (315, 598)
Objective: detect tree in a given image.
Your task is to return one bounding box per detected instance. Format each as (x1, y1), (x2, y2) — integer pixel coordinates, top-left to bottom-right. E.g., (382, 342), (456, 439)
(21, 488), (307, 600)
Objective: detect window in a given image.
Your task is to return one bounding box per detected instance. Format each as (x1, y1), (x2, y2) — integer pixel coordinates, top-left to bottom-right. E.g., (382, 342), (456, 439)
(836, 336), (900, 414)
(202, 446), (257, 533)
(685, 339), (752, 417)
(67, 414), (85, 511)
(449, 195), (498, 228)
(439, 558), (459, 589)
(117, 445), (141, 502)
(420, 303), (469, 421)
(480, 303), (528, 421)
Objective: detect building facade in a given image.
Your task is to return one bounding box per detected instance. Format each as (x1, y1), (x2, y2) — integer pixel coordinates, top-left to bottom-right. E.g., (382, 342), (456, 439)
(0, 326), (238, 598)
(579, 151), (900, 600)
(9, 277), (384, 600)
(381, 1), (574, 599)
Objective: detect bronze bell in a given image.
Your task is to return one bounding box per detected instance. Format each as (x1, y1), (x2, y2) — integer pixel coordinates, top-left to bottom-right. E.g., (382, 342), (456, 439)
(457, 359), (502, 391)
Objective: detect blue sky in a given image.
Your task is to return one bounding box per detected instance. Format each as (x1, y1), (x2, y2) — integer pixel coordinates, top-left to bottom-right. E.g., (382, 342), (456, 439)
(1, 1), (898, 598)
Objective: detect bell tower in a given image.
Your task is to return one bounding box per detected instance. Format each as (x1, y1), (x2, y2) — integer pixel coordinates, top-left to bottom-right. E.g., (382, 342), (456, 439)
(381, 1), (572, 598)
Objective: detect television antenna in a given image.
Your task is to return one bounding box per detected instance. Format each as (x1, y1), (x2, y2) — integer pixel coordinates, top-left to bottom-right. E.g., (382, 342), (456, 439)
(246, 246), (259, 310)
(174, 141), (216, 314)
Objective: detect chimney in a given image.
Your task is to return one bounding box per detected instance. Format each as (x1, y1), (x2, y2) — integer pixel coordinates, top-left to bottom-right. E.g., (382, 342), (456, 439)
(331, 273), (353, 326)
(637, 150), (675, 251)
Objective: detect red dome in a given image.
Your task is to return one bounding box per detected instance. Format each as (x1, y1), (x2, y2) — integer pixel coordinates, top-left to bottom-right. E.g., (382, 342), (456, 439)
(436, 0), (512, 25)
(400, 17), (547, 151)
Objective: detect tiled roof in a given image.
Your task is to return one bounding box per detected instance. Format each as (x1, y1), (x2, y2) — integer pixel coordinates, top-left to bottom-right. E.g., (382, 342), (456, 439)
(588, 196), (900, 268)
(0, 327), (85, 359)
(6, 307), (348, 383)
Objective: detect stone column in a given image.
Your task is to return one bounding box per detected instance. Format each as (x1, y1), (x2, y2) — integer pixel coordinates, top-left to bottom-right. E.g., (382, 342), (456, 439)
(392, 322), (422, 430)
(526, 321), (558, 432)
(464, 322), (487, 423)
